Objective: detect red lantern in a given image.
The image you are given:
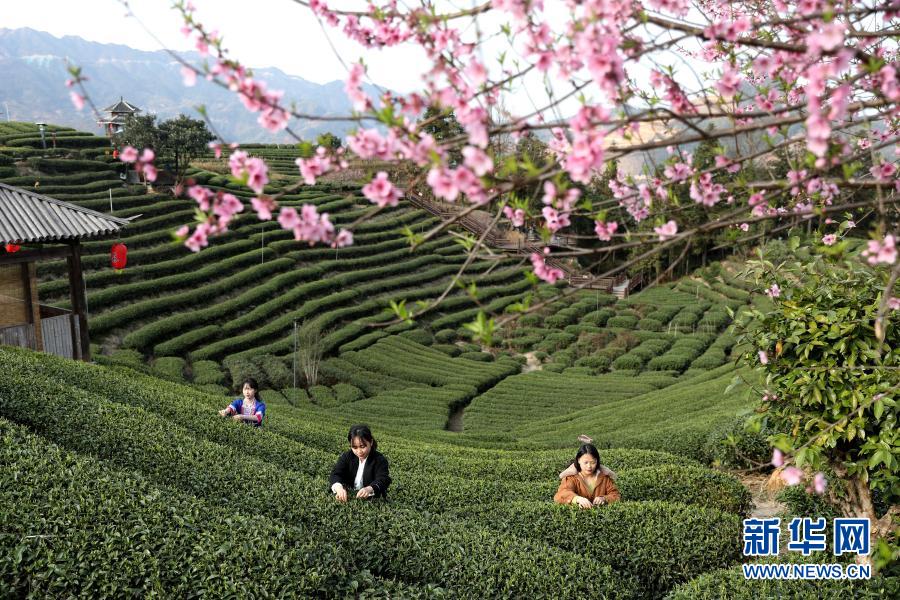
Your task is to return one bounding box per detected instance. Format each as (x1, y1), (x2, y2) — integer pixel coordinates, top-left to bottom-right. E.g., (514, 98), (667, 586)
(111, 243), (128, 270)
(4, 243), (20, 253)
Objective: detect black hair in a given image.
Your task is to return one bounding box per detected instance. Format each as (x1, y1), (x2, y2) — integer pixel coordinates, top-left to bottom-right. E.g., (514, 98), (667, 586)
(241, 378), (263, 402)
(574, 443), (601, 472)
(348, 423), (377, 452)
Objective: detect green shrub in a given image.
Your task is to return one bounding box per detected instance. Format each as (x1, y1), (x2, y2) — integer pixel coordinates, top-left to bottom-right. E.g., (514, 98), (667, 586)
(432, 343), (461, 357)
(646, 354), (692, 372)
(282, 387), (311, 406)
(151, 357), (185, 382)
(253, 354), (293, 390)
(459, 351), (495, 362)
(452, 500), (741, 599)
(333, 383), (365, 404)
(434, 329), (457, 343)
(309, 385), (337, 406)
(222, 356), (267, 391)
(574, 355), (612, 373)
(638, 318), (663, 331)
(191, 360), (225, 385)
(607, 315), (640, 328)
(612, 354), (645, 371)
(399, 329), (434, 346)
(618, 465), (752, 516)
(582, 308), (615, 327)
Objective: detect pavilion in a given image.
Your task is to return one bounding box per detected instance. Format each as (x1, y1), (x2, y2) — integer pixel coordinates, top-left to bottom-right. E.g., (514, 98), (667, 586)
(0, 183), (131, 360)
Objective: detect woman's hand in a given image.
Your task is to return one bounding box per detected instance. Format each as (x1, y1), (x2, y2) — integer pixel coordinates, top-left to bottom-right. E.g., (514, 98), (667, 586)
(218, 409), (228, 417)
(356, 486), (375, 500)
(232, 414), (243, 421)
(575, 496), (593, 510)
(334, 485), (348, 503)
(593, 496), (607, 507)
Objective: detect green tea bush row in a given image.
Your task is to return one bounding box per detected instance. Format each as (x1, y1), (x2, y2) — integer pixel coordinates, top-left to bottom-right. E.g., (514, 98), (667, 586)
(0, 353), (627, 598)
(0, 419), (373, 598)
(451, 500), (742, 599)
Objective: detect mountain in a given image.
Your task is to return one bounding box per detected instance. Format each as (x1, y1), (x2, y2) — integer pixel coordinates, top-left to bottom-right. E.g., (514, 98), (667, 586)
(0, 27), (377, 142)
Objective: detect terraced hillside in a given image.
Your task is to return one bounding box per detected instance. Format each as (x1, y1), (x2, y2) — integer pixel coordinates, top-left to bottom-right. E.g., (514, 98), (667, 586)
(2, 123), (896, 597)
(2, 344), (894, 597)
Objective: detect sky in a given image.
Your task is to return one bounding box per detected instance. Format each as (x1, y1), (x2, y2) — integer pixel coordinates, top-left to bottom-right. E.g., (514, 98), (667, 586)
(3, 0), (432, 91)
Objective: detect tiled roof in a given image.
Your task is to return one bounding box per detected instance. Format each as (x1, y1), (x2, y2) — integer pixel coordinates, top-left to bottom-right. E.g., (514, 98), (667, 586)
(0, 183), (131, 244)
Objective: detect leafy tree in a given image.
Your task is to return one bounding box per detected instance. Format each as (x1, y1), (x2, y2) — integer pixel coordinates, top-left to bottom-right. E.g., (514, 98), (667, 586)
(113, 114), (213, 184)
(734, 240), (899, 566)
(316, 132), (343, 150)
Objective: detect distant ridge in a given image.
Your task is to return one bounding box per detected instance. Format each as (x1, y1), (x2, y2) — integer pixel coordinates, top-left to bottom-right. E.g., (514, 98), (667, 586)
(0, 27), (378, 143)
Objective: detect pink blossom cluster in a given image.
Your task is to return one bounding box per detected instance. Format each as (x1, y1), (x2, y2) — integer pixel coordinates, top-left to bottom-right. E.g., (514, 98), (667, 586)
(362, 172), (403, 208)
(119, 146), (157, 182)
(426, 166), (488, 205)
(229, 150), (269, 194)
(862, 234), (898, 265)
(653, 220), (678, 241)
(530, 249), (564, 284)
(689, 173), (726, 207)
(594, 220), (619, 241)
(277, 204), (352, 248)
(503, 206), (525, 227)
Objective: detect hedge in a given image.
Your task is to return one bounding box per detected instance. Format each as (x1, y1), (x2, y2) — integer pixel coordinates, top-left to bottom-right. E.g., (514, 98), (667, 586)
(607, 315), (640, 328)
(452, 500), (742, 599)
(0, 419), (372, 597)
(0, 349), (631, 599)
(617, 465), (752, 516)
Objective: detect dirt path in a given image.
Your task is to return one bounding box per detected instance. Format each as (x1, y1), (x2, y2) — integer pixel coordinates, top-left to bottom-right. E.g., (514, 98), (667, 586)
(522, 352), (542, 373)
(738, 472), (786, 519)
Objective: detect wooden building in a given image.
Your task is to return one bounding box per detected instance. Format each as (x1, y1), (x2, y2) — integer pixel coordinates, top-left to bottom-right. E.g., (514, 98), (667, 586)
(0, 183), (130, 361)
(98, 97), (141, 137)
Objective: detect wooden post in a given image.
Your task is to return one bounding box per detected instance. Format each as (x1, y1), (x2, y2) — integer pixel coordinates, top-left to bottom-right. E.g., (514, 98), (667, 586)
(67, 240), (91, 361)
(23, 262), (43, 351)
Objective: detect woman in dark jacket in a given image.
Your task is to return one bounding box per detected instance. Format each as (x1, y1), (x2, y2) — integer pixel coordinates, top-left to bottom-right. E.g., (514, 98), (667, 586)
(329, 424), (391, 502)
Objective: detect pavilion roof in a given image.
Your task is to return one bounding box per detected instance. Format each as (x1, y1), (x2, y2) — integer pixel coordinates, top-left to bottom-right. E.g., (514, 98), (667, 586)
(0, 183), (131, 244)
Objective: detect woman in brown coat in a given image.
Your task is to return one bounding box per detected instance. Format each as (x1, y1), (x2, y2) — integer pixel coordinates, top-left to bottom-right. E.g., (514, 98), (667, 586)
(554, 443), (620, 509)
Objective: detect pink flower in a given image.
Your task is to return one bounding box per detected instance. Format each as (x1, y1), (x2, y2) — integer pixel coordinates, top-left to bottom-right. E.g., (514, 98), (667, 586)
(142, 163), (157, 182)
(530, 251), (564, 284)
(245, 158), (269, 194)
(739, 223), (749, 232)
(175, 225), (189, 239)
(120, 146), (139, 163)
(870, 162), (897, 181)
(594, 220), (619, 241)
(813, 472), (827, 495)
(888, 297), (900, 311)
(759, 350), (769, 365)
(251, 196), (276, 221)
(780, 466), (803, 486)
(863, 234), (898, 265)
(362, 172), (403, 208)
(181, 66), (197, 87)
(333, 229), (354, 248)
(426, 167), (459, 202)
(772, 449), (784, 467)
(229, 150), (249, 178)
(715, 65), (742, 99)
(654, 220), (678, 241)
(822, 234), (837, 246)
(462, 146), (493, 176)
(185, 222), (212, 253)
(278, 207), (301, 230)
(140, 149), (155, 163)
(766, 284), (781, 298)
(70, 91), (85, 111)
(188, 186), (214, 211)
(503, 206), (525, 227)
(806, 22), (845, 55)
